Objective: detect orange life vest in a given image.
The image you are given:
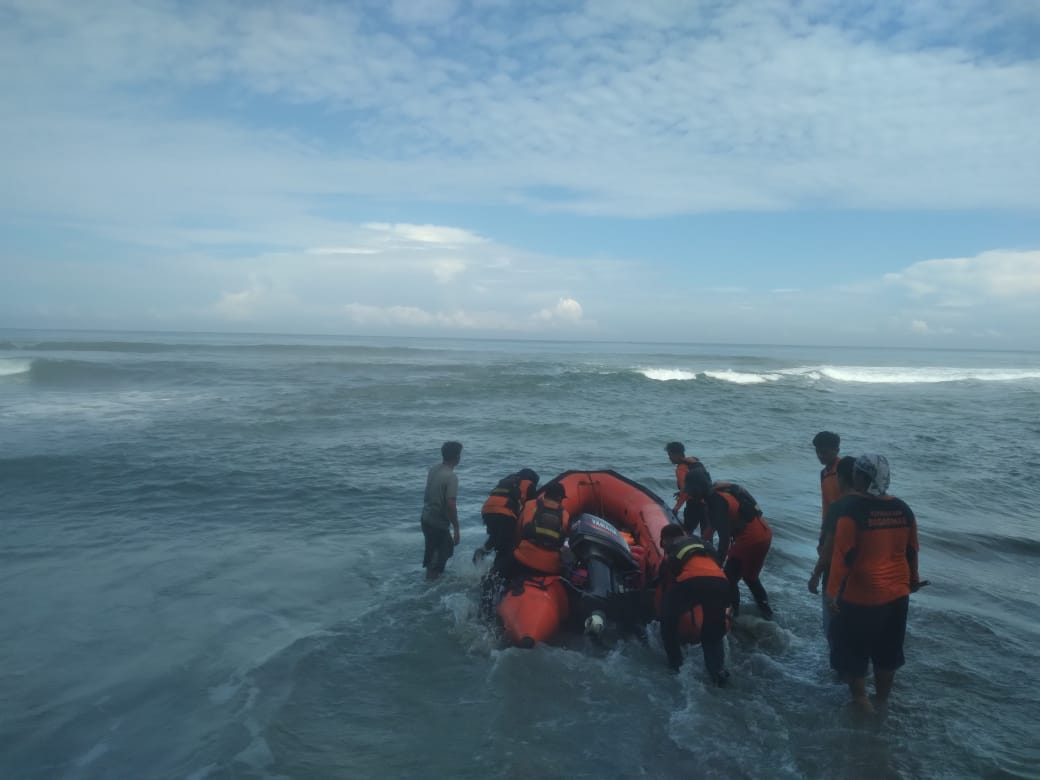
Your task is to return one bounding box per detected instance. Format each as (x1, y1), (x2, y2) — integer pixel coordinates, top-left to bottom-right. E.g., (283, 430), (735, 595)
(481, 475), (537, 520)
(514, 498), (571, 575)
(663, 534), (726, 582)
(713, 482), (761, 535)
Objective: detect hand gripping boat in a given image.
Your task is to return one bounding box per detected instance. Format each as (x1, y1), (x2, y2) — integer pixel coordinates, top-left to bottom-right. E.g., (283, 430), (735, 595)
(497, 469), (719, 647)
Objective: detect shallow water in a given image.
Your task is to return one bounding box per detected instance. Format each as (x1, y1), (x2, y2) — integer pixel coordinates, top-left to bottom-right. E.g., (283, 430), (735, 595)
(2, 331), (1039, 779)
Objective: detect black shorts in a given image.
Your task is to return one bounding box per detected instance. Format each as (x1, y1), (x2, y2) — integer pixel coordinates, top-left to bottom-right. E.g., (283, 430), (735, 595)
(482, 512), (516, 553)
(422, 524), (454, 573)
(830, 595), (909, 677)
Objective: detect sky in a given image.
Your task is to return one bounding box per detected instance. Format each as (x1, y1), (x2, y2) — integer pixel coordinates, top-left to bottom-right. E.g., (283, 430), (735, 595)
(1, 0), (1039, 348)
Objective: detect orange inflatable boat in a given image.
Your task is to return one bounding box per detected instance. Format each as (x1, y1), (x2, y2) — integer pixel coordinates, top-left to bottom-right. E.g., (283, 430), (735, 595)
(496, 469), (721, 648)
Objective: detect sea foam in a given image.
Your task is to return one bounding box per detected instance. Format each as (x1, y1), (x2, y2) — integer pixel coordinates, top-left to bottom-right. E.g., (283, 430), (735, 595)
(638, 368), (698, 381)
(817, 366), (1040, 384)
(0, 358), (32, 377)
(704, 369), (782, 385)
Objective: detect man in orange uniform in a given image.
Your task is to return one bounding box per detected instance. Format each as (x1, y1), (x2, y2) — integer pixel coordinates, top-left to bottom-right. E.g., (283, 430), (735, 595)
(475, 469), (539, 617)
(658, 525), (731, 685)
(813, 431), (842, 519)
(685, 468), (774, 620)
(826, 455), (921, 713)
(475, 468), (540, 570)
(809, 455), (857, 645)
(665, 442), (709, 537)
(513, 482), (571, 576)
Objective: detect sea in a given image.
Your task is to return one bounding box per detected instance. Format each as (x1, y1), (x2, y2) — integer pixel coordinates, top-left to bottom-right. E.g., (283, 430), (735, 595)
(2, 329), (1039, 780)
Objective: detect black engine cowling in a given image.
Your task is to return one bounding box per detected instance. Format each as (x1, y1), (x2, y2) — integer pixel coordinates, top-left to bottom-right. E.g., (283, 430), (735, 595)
(567, 514), (641, 634)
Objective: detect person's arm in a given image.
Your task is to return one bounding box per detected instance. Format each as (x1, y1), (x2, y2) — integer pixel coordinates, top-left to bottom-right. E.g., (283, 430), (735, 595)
(447, 496), (460, 544)
(810, 504), (839, 592)
(809, 532), (834, 593)
(672, 465), (687, 513)
(906, 504), (921, 591)
(445, 472), (460, 545)
(710, 496), (730, 562)
(825, 515), (856, 609)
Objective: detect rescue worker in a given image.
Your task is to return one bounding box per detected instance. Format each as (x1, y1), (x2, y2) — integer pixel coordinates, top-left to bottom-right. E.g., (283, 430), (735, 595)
(808, 455), (857, 645)
(474, 469), (539, 618)
(684, 468), (774, 620)
(658, 524), (731, 686)
(665, 442), (709, 537)
(474, 468), (540, 570)
(512, 482), (571, 576)
(813, 431), (842, 519)
(826, 455), (922, 714)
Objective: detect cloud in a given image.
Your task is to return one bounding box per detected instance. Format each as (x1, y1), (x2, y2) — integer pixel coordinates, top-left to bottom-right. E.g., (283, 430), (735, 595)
(343, 303), (476, 328)
(0, 0), (1037, 223)
(213, 276), (299, 322)
(534, 297), (584, 324)
(885, 249), (1040, 303)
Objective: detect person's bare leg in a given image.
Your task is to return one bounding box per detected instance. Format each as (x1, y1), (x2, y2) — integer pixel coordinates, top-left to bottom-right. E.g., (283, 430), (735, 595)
(847, 676), (875, 714)
(874, 668), (896, 705)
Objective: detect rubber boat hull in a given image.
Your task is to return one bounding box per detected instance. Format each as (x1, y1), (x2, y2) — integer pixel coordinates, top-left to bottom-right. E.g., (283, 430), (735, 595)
(497, 469), (716, 646)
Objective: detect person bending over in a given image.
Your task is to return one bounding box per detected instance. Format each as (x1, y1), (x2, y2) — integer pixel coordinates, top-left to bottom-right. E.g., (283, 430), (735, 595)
(658, 525), (731, 687)
(685, 468), (774, 620)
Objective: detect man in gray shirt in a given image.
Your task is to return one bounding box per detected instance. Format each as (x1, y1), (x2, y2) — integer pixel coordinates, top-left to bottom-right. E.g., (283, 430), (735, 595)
(421, 441), (463, 580)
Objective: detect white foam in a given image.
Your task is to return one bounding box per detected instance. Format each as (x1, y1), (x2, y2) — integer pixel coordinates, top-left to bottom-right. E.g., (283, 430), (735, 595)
(638, 368), (698, 381)
(704, 370), (782, 385)
(817, 366), (1040, 384)
(0, 358), (31, 377)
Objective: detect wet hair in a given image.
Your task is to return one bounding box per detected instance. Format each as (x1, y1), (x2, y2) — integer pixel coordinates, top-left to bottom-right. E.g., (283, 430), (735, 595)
(836, 455), (857, 486)
(441, 441), (463, 462)
(665, 441), (685, 455)
(516, 468), (539, 485)
(660, 524), (685, 544)
(543, 482), (566, 500)
(812, 431), (840, 449)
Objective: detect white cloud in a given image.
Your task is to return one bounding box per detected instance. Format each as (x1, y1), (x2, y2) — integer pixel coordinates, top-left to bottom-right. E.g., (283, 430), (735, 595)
(343, 303), (473, 328)
(213, 276), (299, 322)
(363, 223), (487, 246)
(535, 297), (584, 324)
(885, 250), (1040, 302)
(431, 259), (466, 283)
(0, 0), (1037, 222)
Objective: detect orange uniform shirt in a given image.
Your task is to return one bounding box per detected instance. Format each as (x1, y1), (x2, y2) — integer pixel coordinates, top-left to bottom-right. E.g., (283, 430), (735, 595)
(826, 493), (920, 606)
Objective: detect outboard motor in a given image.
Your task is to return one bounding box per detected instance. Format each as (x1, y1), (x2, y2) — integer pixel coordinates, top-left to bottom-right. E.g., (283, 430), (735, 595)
(567, 514), (640, 636)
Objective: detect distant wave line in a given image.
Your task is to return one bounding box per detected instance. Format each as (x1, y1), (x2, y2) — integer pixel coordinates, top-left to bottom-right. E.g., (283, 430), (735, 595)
(635, 366), (1040, 384)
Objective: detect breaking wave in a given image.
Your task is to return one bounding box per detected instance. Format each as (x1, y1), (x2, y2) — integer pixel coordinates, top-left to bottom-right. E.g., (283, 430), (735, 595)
(0, 358), (32, 378)
(635, 365), (1040, 385)
(814, 366), (1040, 384)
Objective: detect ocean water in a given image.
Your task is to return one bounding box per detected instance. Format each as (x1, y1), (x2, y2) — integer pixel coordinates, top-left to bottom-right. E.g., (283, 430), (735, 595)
(2, 330), (1039, 780)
